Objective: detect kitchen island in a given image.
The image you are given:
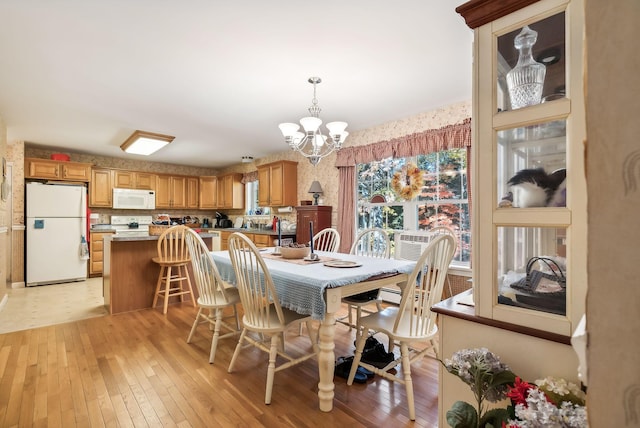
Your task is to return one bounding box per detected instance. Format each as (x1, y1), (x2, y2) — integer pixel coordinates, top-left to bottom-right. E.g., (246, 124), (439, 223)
(103, 232), (219, 314)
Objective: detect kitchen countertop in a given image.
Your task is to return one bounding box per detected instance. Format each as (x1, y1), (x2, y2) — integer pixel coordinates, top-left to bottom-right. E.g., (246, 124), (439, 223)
(93, 226), (293, 238)
(109, 232), (220, 241)
(202, 227), (295, 236)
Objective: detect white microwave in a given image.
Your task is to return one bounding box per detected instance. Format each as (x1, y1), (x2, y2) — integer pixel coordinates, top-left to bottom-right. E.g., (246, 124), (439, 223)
(112, 188), (156, 210)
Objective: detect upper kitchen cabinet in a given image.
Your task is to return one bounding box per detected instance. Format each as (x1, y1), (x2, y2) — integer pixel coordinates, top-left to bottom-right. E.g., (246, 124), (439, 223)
(113, 170), (156, 190)
(25, 158), (92, 182)
(257, 160), (298, 207)
(216, 173), (244, 210)
(466, 0), (586, 336)
(199, 176), (217, 209)
(89, 168), (113, 207)
(155, 175), (187, 209)
(186, 177), (199, 209)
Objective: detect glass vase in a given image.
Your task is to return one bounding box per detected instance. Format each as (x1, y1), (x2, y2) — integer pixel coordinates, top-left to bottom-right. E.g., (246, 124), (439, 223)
(506, 26), (546, 110)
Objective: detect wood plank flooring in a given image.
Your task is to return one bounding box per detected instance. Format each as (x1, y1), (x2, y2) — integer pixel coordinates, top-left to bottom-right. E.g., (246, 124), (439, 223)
(0, 302), (441, 427)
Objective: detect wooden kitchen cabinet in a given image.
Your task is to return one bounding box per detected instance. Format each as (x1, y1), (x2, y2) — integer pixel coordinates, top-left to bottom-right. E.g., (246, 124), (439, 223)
(89, 168), (113, 207)
(155, 175), (187, 209)
(257, 160), (298, 207)
(25, 158), (92, 182)
(216, 173), (244, 210)
(186, 177), (199, 209)
(89, 231), (114, 277)
(219, 230), (233, 251)
(199, 176), (217, 209)
(113, 170), (156, 190)
(252, 234), (273, 248)
(296, 205), (332, 244)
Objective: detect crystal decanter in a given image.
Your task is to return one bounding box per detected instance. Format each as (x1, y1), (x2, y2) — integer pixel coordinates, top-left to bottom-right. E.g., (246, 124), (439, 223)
(506, 26), (546, 110)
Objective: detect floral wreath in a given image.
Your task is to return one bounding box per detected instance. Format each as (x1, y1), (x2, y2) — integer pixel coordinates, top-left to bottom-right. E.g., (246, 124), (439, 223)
(391, 163), (423, 200)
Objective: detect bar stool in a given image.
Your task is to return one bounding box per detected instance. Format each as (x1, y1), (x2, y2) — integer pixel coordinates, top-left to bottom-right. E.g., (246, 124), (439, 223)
(152, 225), (196, 314)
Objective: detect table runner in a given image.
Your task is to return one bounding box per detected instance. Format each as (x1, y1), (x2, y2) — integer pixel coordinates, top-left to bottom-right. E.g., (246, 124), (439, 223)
(261, 252), (338, 265)
(211, 249), (416, 319)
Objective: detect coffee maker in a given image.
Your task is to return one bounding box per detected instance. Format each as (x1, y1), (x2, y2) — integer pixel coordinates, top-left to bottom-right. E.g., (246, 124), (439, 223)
(215, 212), (232, 228)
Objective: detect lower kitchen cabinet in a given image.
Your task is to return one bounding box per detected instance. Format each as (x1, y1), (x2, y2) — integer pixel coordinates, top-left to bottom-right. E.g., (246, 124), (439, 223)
(89, 231), (114, 277)
(218, 230), (292, 251)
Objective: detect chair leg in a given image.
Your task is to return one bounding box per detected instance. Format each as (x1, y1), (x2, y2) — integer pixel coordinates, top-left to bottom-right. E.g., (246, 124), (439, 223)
(228, 329), (247, 373)
(347, 328), (367, 385)
(305, 320), (319, 353)
(184, 266), (196, 307)
(163, 266), (172, 314)
(400, 342), (416, 421)
(209, 308), (223, 364)
(187, 307), (204, 343)
(265, 334), (279, 405)
(232, 305), (240, 330)
(347, 304), (354, 329)
(152, 265), (165, 310)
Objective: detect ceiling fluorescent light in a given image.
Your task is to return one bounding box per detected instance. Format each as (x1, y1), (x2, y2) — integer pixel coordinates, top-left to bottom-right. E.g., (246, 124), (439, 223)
(121, 130), (175, 155)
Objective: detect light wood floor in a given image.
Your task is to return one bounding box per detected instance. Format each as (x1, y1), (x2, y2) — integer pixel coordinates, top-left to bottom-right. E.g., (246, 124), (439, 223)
(0, 300), (441, 427)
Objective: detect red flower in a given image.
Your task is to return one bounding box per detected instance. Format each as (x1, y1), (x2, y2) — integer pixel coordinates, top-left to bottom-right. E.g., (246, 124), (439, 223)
(507, 377), (534, 406)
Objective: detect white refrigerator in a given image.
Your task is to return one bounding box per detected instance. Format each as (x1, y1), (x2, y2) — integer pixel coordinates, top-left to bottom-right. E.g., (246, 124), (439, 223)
(26, 182), (88, 286)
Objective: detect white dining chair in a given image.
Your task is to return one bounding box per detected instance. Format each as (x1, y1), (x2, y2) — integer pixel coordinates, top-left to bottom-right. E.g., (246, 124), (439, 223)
(184, 228), (241, 364)
(227, 232), (319, 405)
(312, 228), (340, 252)
(338, 228), (391, 331)
(430, 226), (458, 297)
(347, 234), (456, 421)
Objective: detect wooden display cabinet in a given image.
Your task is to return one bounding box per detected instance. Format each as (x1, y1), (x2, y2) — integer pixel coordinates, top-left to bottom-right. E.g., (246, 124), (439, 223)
(434, 0), (587, 425)
(295, 205), (332, 244)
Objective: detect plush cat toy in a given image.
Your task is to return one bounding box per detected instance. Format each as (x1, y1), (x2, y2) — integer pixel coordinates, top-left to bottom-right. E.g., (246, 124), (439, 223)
(501, 168), (566, 208)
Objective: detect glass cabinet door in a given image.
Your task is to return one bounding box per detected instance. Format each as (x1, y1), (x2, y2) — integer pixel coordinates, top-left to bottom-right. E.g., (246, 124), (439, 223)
(473, 0), (586, 337)
(496, 12), (566, 113)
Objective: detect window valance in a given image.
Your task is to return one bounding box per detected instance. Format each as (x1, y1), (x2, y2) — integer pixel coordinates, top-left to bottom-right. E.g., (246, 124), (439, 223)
(334, 118), (471, 167)
(241, 170), (259, 184)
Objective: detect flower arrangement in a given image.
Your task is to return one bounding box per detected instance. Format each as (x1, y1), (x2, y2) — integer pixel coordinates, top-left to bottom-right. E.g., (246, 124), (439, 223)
(442, 348), (516, 427)
(441, 348), (588, 428)
(505, 376), (587, 427)
(391, 163), (423, 200)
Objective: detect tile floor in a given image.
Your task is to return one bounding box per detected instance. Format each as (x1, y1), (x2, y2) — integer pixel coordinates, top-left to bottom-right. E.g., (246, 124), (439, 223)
(0, 277), (108, 334)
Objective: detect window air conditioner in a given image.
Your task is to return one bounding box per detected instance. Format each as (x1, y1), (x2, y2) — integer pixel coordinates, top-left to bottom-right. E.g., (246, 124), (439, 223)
(380, 230), (436, 304)
(394, 230), (436, 261)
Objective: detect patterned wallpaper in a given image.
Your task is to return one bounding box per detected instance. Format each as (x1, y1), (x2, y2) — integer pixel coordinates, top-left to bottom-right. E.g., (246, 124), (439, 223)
(220, 100), (472, 226)
(5, 100), (471, 228)
(0, 117), (6, 227)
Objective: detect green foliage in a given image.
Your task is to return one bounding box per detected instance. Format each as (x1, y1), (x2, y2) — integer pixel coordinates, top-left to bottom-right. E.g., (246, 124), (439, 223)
(446, 401), (478, 428)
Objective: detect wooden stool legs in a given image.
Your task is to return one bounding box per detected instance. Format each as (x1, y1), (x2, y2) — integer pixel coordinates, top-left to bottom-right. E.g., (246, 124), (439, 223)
(152, 262), (196, 314)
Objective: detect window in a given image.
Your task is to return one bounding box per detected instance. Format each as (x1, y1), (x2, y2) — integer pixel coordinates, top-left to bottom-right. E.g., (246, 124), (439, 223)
(356, 149), (470, 265)
(245, 180), (259, 215)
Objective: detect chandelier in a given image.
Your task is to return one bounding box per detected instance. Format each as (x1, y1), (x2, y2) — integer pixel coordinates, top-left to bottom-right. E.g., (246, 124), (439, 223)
(278, 77), (348, 166)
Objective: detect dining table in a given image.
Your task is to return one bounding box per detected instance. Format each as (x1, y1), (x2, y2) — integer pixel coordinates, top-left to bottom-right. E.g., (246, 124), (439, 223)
(210, 247), (416, 412)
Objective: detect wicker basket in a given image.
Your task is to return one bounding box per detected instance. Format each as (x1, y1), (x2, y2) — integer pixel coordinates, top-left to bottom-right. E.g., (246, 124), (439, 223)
(149, 225), (169, 236)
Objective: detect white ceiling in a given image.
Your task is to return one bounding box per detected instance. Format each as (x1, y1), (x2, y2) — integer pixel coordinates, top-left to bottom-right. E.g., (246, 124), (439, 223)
(0, 1), (473, 168)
